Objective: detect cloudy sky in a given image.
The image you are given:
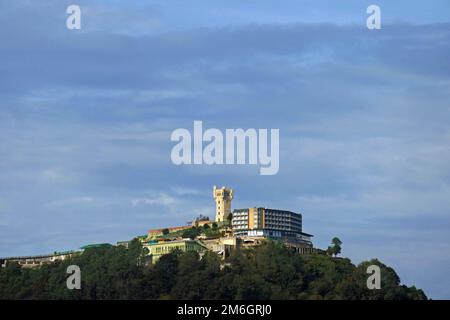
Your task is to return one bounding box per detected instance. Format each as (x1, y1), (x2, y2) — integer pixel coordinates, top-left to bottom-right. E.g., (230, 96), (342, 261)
(1, 0), (449, 298)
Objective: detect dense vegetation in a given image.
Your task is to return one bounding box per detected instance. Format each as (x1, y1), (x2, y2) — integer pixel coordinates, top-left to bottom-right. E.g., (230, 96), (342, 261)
(0, 240), (427, 300)
(181, 224), (223, 239)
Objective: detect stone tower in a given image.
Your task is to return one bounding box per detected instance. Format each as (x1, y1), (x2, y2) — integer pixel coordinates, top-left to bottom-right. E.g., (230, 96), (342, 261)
(213, 185), (233, 223)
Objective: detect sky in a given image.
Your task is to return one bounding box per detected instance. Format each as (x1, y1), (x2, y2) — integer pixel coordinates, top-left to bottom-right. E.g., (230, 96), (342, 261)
(1, 0), (450, 299)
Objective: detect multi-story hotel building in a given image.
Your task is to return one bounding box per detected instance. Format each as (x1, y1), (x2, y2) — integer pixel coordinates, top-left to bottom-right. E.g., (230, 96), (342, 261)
(232, 207), (313, 245)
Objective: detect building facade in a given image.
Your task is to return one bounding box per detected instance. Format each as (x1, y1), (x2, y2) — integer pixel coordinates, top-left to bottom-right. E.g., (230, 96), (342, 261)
(232, 208), (313, 246)
(201, 237), (241, 259)
(143, 239), (208, 264)
(0, 251), (80, 269)
(213, 185), (233, 222)
(147, 226), (191, 239)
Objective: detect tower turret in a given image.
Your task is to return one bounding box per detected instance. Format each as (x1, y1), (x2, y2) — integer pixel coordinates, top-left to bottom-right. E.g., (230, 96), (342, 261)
(213, 185), (233, 222)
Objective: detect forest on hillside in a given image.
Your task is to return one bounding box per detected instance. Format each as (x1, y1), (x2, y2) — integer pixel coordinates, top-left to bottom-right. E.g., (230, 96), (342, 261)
(0, 240), (427, 300)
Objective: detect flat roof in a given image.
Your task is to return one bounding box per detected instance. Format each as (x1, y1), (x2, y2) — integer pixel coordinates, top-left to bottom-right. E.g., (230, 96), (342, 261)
(301, 232), (314, 237)
(233, 207), (301, 215)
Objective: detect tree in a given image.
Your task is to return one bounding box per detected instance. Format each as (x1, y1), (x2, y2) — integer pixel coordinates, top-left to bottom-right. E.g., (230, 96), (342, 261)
(195, 214), (209, 221)
(181, 227), (200, 240)
(332, 237), (342, 247)
(204, 228), (222, 239)
(327, 237), (342, 257)
(162, 228), (170, 236)
(0, 239), (427, 300)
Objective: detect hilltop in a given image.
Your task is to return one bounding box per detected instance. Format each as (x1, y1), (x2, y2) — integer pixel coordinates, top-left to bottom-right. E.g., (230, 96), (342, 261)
(0, 239), (427, 300)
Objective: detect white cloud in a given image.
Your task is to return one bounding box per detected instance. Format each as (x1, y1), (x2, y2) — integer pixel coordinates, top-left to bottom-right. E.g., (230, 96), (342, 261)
(131, 193), (177, 207)
(46, 196), (95, 208)
(171, 187), (206, 196)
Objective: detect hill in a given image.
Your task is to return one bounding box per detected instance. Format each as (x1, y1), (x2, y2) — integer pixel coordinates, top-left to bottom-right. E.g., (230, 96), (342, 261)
(0, 239), (427, 300)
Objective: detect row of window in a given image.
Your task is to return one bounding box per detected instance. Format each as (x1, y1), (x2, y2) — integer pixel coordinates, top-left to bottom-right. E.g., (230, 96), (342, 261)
(233, 223), (301, 230)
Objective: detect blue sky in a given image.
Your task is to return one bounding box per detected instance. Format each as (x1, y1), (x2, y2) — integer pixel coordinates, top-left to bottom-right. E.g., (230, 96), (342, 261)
(1, 0), (450, 298)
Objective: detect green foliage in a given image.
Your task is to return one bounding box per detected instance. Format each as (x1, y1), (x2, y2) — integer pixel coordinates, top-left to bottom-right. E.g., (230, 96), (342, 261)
(204, 228), (222, 239)
(162, 228), (170, 236)
(327, 237), (343, 257)
(0, 241), (427, 300)
(181, 227), (201, 239)
(180, 225), (222, 239)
